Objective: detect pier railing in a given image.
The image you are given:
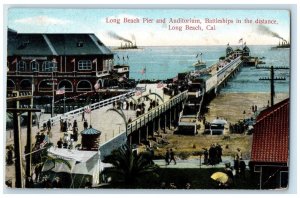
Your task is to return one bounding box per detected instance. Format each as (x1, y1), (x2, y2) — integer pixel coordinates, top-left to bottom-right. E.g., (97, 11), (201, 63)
(40, 90), (135, 127)
(127, 90), (188, 135)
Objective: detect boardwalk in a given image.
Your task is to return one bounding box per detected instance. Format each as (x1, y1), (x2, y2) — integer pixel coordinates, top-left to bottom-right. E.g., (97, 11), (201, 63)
(5, 84), (169, 186)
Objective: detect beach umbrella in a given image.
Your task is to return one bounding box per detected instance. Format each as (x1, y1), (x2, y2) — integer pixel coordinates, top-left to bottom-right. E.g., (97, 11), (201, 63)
(211, 172), (229, 184)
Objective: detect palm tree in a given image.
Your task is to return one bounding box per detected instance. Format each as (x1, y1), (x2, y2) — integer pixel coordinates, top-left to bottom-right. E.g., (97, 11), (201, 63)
(102, 144), (159, 186)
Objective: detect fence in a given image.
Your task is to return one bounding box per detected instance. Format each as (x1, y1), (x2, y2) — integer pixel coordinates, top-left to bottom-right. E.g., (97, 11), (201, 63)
(127, 90), (188, 135)
(39, 90), (135, 127)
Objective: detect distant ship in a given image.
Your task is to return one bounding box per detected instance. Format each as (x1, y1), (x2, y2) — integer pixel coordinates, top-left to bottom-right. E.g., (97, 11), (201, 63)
(272, 39), (290, 49)
(192, 52), (206, 67)
(117, 41), (138, 50)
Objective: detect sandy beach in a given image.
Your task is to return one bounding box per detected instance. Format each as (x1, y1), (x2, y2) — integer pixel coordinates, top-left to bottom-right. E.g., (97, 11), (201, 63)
(157, 92), (289, 159)
(205, 92), (289, 124)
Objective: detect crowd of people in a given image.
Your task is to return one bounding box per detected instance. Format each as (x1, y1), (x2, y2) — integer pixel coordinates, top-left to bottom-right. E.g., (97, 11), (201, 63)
(203, 143), (223, 166)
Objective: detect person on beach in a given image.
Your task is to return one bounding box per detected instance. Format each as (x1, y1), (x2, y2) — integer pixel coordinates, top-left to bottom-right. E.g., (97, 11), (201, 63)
(239, 160), (246, 179)
(203, 148), (209, 165)
(170, 149), (176, 165)
(236, 148), (242, 160)
(165, 149), (170, 165)
(216, 143), (223, 163)
(209, 144), (217, 165)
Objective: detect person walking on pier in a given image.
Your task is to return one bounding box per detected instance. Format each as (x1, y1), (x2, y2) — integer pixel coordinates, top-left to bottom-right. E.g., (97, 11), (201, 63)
(82, 111), (85, 121)
(83, 119), (88, 129)
(73, 119), (78, 128)
(170, 149), (176, 165)
(47, 119), (51, 131)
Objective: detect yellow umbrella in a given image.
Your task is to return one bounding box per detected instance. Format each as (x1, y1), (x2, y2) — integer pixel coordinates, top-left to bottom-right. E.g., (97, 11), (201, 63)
(211, 172), (229, 184)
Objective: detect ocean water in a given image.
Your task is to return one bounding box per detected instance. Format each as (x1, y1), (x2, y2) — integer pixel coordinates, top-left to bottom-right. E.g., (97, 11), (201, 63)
(112, 45), (290, 93)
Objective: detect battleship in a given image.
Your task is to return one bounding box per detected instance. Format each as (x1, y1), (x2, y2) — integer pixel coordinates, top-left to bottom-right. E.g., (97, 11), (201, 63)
(117, 41), (139, 50)
(272, 39), (290, 49)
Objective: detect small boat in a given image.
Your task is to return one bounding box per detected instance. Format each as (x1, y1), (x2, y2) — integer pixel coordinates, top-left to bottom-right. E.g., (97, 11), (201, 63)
(193, 53), (206, 67)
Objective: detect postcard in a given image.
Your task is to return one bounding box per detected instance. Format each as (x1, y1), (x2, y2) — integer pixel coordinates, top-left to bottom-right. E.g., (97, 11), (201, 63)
(5, 7), (291, 190)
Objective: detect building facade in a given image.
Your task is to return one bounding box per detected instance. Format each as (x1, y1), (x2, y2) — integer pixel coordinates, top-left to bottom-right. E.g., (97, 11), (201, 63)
(7, 29), (129, 99)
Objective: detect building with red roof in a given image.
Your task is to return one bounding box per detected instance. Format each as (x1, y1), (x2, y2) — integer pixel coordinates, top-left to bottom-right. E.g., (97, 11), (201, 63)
(250, 98), (289, 189)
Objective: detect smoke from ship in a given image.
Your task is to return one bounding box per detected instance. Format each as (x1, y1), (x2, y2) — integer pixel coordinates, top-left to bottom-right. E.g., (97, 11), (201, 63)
(256, 25), (287, 42)
(107, 31), (132, 43)
(257, 25), (289, 48)
(106, 31), (137, 49)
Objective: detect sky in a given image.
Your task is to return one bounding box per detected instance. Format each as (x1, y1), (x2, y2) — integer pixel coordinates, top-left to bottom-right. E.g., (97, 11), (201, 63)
(7, 8), (291, 46)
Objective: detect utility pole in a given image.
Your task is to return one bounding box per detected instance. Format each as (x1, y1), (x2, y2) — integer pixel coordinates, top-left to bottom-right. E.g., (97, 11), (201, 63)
(7, 91), (41, 188)
(259, 66), (287, 106)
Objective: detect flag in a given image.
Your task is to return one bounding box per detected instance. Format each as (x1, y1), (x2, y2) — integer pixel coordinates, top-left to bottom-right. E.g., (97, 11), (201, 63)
(84, 106), (91, 113)
(94, 82), (100, 90)
(140, 67), (146, 75)
(40, 140), (47, 148)
(12, 58), (17, 65)
(56, 86), (65, 95)
(52, 58), (57, 63)
(40, 135), (49, 148)
(173, 76), (178, 82)
(92, 58), (97, 64)
(157, 81), (164, 88)
(71, 58), (75, 63)
(238, 38), (243, 43)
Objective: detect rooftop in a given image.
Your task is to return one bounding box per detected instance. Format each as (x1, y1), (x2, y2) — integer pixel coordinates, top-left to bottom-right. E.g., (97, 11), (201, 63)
(7, 29), (112, 56)
(251, 98), (289, 164)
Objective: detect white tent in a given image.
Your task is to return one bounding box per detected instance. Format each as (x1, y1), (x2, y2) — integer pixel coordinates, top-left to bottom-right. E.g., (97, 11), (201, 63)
(42, 147), (108, 188)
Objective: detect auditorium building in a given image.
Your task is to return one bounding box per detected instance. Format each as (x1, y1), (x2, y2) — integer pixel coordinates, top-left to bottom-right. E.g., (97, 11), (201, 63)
(7, 28), (130, 109)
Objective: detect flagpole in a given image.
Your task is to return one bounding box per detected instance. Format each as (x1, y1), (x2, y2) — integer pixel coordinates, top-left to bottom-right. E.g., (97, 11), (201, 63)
(52, 72), (54, 118)
(90, 104), (92, 127)
(63, 91), (66, 114)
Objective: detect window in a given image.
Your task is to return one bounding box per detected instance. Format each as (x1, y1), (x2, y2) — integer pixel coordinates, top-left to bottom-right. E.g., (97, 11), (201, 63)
(78, 60), (92, 70)
(109, 59), (113, 70)
(17, 61), (27, 71)
(30, 61), (39, 72)
(77, 41), (83, 47)
(280, 171), (288, 188)
(42, 61), (57, 72)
